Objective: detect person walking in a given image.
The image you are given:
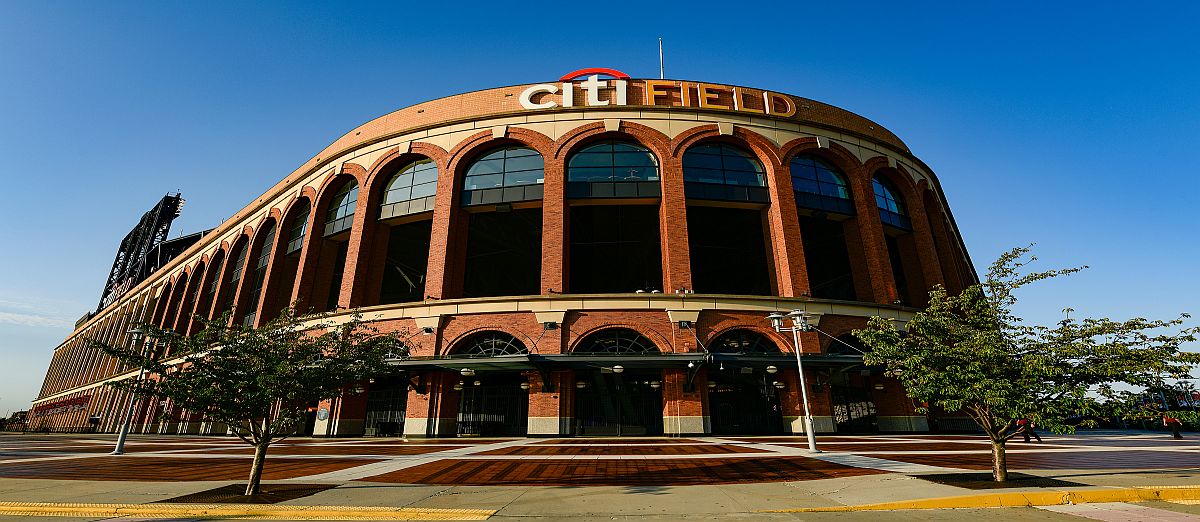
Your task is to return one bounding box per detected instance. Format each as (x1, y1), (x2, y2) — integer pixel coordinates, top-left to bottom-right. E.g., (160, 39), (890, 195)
(1016, 418), (1042, 443)
(1164, 415), (1184, 440)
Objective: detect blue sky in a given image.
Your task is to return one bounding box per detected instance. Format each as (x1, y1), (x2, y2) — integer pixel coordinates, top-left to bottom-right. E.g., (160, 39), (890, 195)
(1, 2), (1197, 416)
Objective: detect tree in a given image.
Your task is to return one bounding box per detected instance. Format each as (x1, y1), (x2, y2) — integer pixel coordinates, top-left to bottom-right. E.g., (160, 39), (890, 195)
(96, 308), (407, 495)
(855, 246), (1199, 482)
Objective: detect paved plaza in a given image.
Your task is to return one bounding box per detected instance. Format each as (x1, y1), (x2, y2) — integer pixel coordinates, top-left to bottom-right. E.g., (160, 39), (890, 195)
(2, 430), (1200, 520)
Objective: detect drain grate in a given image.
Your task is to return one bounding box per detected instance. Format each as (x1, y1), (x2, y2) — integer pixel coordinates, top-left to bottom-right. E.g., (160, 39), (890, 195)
(155, 483), (338, 504)
(914, 472), (1086, 490)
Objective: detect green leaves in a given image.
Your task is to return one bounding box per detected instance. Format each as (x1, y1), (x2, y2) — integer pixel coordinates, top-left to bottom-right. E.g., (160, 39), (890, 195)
(856, 246), (1197, 480)
(95, 306), (408, 445)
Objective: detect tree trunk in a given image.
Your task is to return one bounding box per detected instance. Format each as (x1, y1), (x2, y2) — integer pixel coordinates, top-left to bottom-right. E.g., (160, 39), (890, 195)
(245, 443), (269, 495)
(991, 439), (1008, 482)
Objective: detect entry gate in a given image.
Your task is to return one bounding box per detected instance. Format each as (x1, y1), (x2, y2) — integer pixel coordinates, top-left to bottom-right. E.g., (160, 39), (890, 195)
(709, 370), (784, 435)
(574, 370), (663, 436)
(831, 372), (877, 433)
(364, 378), (407, 437)
(457, 374), (528, 436)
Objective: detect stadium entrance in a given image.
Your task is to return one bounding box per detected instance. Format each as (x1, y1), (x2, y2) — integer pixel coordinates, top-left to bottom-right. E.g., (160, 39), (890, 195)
(573, 369), (663, 436)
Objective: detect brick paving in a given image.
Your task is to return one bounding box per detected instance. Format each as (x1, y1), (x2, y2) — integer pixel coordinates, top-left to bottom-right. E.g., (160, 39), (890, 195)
(477, 444), (766, 456)
(362, 456), (883, 486)
(0, 431), (1195, 486)
(209, 444), (469, 456)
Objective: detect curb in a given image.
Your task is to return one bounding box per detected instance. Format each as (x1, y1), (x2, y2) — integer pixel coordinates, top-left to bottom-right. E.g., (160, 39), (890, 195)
(761, 486), (1200, 512)
(0, 501), (495, 520)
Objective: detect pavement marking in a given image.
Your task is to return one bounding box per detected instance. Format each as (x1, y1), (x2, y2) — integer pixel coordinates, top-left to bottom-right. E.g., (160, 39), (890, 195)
(1039, 502), (1200, 521)
(761, 486), (1200, 512)
(0, 502), (494, 520)
(292, 438), (537, 482)
(806, 453), (960, 474)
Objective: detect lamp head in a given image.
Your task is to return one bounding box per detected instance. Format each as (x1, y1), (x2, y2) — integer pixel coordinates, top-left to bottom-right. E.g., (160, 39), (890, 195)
(766, 313), (785, 330)
(612, 365), (624, 374)
(127, 328), (145, 344)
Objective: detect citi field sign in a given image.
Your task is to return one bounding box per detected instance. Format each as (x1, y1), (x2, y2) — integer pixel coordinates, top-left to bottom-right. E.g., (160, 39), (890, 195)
(519, 68), (797, 117)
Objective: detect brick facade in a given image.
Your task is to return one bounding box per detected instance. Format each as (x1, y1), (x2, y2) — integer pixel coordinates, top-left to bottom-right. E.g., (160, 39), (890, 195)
(32, 77), (976, 437)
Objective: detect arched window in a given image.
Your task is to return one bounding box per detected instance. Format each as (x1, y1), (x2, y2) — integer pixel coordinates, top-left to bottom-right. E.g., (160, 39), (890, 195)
(682, 142), (768, 203)
(574, 328), (660, 355)
(284, 200), (310, 256)
(873, 177), (910, 229)
(791, 155), (853, 215)
(566, 140), (659, 199)
(709, 330), (781, 354)
(324, 181), (358, 236)
(462, 146), (544, 206)
(381, 159), (438, 218)
(452, 331), (529, 357)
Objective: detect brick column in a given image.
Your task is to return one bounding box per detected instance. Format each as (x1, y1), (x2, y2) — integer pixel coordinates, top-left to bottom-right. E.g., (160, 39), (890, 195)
(314, 384), (368, 437)
(763, 161), (809, 297)
(662, 368), (706, 435)
(339, 177), (380, 309)
(541, 157), (567, 293)
(658, 157), (692, 293)
(526, 370), (565, 436)
(422, 157), (463, 300)
(779, 369), (833, 434)
(404, 372), (460, 438)
(905, 195), (946, 299)
(848, 167), (898, 304)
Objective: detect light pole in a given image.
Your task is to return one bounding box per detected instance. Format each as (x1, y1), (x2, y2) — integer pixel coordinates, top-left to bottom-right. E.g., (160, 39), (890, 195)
(111, 327), (150, 455)
(768, 310), (820, 452)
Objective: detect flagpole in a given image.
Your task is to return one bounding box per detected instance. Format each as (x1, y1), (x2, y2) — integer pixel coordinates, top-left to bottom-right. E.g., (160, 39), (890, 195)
(658, 38), (665, 79)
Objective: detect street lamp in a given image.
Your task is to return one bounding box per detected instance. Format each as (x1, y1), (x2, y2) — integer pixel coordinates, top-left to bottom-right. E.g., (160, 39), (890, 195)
(112, 327), (150, 455)
(767, 310), (821, 452)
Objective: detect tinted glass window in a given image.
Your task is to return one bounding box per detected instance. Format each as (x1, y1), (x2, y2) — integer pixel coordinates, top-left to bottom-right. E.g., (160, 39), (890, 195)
(568, 140), (659, 182)
(464, 146), (544, 189)
(326, 181), (359, 223)
(872, 177), (906, 215)
(383, 159), (438, 205)
(791, 155), (850, 200)
(682, 143), (765, 187)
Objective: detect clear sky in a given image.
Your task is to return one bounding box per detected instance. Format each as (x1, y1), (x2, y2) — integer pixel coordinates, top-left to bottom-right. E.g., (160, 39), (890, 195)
(1, 2), (1197, 417)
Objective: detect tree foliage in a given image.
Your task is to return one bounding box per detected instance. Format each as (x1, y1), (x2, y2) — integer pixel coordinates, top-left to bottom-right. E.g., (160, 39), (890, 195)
(96, 307), (408, 494)
(855, 246), (1199, 481)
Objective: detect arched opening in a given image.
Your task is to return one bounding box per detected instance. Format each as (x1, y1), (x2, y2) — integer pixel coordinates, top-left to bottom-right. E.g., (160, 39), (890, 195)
(791, 155), (862, 301)
(874, 175), (927, 306)
(460, 145), (543, 298)
(450, 331), (529, 436)
(178, 262), (205, 335)
(214, 238), (249, 320)
(238, 220), (276, 326)
(376, 158), (435, 305)
(196, 250), (225, 323)
(364, 340), (412, 438)
(262, 199), (309, 320)
(572, 328), (663, 436)
(682, 142), (775, 295)
(566, 139), (662, 293)
(300, 178), (358, 313)
(707, 330), (784, 435)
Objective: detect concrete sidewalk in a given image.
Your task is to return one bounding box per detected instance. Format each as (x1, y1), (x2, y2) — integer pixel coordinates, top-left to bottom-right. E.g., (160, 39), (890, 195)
(2, 467), (1200, 520)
